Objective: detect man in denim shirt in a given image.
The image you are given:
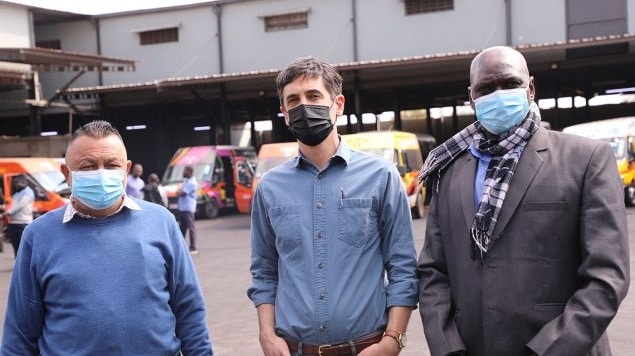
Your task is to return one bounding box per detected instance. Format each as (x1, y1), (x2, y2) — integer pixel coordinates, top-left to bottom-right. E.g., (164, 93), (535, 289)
(248, 56), (418, 356)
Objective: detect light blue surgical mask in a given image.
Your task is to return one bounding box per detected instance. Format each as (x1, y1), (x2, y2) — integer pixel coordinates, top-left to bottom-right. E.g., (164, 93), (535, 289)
(70, 169), (125, 210)
(474, 88), (530, 134)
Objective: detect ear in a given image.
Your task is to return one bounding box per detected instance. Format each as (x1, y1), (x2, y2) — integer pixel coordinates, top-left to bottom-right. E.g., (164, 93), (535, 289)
(528, 76), (536, 101)
(467, 86), (475, 110)
(335, 94), (345, 116)
(280, 105), (290, 126)
(61, 164), (71, 187)
(126, 160), (133, 175)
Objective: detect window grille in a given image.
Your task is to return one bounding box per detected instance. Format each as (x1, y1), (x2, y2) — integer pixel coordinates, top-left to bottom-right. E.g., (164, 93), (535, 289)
(405, 0), (453, 15)
(36, 40), (61, 50)
(139, 27), (179, 45)
(264, 12), (308, 32)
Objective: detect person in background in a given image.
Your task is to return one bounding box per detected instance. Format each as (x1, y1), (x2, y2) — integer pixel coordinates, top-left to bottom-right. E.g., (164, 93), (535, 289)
(142, 173), (168, 207)
(1, 175), (34, 258)
(417, 46), (630, 356)
(125, 163), (144, 198)
(1, 120), (213, 355)
(177, 165), (198, 254)
(248, 56), (418, 356)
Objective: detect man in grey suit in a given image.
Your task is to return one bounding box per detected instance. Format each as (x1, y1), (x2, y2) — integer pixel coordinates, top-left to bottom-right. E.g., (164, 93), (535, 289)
(417, 46), (630, 356)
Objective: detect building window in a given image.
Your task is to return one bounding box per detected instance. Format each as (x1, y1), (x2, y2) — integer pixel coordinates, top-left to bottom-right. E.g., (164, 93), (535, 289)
(264, 11), (308, 32)
(405, 0), (453, 15)
(36, 39), (61, 49)
(139, 27), (179, 45)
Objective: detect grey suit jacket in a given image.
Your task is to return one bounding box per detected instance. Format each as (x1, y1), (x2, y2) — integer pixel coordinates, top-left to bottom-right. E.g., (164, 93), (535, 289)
(417, 126), (630, 356)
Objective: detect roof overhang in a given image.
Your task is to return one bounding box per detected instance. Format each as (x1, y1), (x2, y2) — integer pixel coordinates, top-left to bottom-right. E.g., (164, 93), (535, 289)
(63, 33), (635, 95)
(0, 47), (136, 72)
(59, 33), (635, 112)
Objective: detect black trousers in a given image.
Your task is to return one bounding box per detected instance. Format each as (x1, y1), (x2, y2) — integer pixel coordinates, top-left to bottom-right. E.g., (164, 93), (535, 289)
(179, 211), (197, 251)
(6, 223), (27, 258)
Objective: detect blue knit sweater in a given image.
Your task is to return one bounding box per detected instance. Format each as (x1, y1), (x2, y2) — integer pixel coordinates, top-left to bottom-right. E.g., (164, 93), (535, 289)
(1, 200), (213, 355)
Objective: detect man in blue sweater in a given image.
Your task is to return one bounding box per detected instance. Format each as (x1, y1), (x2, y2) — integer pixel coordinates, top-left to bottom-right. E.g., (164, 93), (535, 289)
(1, 120), (213, 355)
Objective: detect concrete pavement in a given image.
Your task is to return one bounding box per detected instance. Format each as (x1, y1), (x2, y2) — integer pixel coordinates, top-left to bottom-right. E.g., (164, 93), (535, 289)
(1, 209), (634, 355)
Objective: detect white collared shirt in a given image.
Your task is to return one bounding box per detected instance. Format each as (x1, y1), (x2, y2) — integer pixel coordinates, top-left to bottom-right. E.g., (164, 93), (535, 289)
(63, 195), (141, 223)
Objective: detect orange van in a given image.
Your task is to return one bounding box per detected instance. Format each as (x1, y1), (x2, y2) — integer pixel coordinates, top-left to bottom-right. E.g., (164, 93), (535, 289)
(0, 157), (70, 218)
(252, 142), (298, 192)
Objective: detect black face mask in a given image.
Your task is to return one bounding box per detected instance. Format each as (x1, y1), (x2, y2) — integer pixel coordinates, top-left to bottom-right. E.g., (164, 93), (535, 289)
(13, 182), (26, 192)
(287, 104), (334, 146)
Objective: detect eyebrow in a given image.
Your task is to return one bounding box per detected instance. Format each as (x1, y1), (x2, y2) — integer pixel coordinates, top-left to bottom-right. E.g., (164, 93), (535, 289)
(474, 75), (521, 90)
(284, 93), (299, 103)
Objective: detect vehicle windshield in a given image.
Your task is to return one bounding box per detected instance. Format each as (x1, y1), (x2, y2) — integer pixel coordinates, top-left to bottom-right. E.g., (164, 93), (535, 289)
(255, 157), (291, 178)
(604, 137), (627, 160)
(31, 170), (70, 197)
(163, 163), (214, 184)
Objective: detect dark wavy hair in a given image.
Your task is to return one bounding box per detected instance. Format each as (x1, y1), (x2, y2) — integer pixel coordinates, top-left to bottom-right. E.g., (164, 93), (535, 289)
(276, 56), (343, 105)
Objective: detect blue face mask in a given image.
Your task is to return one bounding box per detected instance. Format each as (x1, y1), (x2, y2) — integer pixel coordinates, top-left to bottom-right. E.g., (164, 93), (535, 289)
(473, 88), (530, 134)
(71, 169), (125, 210)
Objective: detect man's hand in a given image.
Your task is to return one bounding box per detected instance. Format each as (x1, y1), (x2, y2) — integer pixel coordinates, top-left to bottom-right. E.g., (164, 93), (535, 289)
(359, 337), (400, 356)
(259, 331), (291, 356)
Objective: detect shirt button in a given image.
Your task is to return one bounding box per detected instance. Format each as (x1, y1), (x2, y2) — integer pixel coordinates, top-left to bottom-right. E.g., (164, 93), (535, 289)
(320, 325), (327, 331)
(317, 231), (324, 238)
(317, 202), (323, 208)
(319, 291), (325, 299)
(317, 174), (323, 179)
(318, 262), (325, 269)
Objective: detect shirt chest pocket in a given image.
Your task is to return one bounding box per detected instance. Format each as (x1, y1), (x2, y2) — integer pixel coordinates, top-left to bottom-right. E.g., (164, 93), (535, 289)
(338, 198), (376, 248)
(268, 204), (301, 253)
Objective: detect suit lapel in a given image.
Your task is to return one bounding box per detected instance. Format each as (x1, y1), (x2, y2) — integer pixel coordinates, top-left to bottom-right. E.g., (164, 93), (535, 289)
(457, 153), (477, 231)
(491, 127), (548, 241)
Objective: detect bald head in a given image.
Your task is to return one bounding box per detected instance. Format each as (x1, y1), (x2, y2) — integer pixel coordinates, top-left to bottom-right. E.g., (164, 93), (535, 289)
(469, 46), (534, 102)
(470, 46), (529, 85)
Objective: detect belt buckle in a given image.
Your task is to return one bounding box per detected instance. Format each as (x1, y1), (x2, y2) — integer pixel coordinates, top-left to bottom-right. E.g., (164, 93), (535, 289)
(318, 344), (331, 356)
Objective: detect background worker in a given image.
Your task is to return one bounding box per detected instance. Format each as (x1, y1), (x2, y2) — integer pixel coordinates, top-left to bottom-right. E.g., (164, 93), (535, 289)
(1, 175), (34, 258)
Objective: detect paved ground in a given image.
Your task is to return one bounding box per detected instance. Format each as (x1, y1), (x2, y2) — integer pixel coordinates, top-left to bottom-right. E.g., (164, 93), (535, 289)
(1, 208), (634, 355)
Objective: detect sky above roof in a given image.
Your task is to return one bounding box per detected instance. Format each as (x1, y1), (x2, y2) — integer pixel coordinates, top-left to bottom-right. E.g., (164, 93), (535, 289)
(5, 0), (212, 15)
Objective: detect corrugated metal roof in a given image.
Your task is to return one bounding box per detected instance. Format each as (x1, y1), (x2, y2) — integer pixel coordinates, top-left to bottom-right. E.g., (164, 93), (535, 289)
(62, 33), (635, 96)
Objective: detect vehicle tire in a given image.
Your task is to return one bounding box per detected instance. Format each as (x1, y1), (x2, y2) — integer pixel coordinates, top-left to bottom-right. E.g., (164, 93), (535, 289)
(625, 185), (635, 207)
(411, 191), (425, 219)
(201, 199), (220, 219)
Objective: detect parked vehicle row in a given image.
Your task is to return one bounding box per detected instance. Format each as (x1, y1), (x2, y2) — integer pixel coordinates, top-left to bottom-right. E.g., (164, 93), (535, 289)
(0, 131), (437, 221)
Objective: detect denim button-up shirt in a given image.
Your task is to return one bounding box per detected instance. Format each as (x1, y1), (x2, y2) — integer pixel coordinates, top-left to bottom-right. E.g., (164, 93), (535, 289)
(248, 139), (418, 345)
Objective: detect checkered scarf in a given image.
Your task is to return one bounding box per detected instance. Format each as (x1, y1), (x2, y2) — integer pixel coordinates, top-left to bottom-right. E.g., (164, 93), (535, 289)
(419, 103), (541, 261)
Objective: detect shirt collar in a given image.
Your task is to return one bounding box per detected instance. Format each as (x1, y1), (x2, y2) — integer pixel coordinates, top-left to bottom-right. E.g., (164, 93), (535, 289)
(292, 135), (351, 169)
(468, 142), (493, 162)
(63, 195), (141, 223)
